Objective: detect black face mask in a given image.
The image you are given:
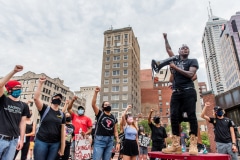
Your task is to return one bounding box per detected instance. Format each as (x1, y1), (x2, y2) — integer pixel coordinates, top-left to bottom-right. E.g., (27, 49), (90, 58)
(103, 106), (111, 112)
(66, 117), (72, 122)
(52, 98), (61, 105)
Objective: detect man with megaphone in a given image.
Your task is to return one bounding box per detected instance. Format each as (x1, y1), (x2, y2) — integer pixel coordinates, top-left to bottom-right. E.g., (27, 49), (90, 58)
(160, 33), (199, 155)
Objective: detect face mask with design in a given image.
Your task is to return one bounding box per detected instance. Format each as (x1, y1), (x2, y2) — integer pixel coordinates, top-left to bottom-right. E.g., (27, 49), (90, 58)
(217, 110), (223, 117)
(66, 117), (72, 122)
(78, 109), (84, 115)
(11, 89), (22, 98)
(103, 106), (111, 112)
(52, 98), (61, 105)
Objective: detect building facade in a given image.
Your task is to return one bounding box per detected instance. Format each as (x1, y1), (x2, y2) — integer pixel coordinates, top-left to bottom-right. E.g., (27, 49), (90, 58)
(11, 71), (83, 124)
(100, 27), (141, 121)
(219, 12), (240, 91)
(75, 86), (100, 121)
(202, 15), (227, 95)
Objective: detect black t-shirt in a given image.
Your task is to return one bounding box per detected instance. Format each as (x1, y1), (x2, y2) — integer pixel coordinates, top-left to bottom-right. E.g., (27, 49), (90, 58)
(149, 122), (167, 143)
(0, 95), (29, 138)
(95, 110), (117, 136)
(172, 58), (199, 89)
(36, 104), (65, 143)
(209, 117), (233, 143)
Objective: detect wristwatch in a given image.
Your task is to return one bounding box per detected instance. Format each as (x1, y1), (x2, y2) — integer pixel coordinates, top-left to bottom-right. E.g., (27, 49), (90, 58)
(232, 143), (236, 146)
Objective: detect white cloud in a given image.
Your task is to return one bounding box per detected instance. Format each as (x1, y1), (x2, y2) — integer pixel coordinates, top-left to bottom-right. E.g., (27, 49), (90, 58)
(0, 0), (239, 91)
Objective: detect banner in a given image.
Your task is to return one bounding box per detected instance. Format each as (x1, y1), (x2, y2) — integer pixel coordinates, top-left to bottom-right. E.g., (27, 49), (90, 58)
(75, 134), (91, 160)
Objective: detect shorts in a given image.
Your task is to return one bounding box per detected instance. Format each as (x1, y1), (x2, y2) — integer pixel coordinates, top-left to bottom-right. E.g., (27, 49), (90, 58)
(122, 139), (139, 156)
(139, 146), (148, 155)
(29, 141), (34, 150)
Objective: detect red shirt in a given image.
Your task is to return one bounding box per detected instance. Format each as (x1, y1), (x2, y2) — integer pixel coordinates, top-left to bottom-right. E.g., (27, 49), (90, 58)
(71, 113), (92, 135)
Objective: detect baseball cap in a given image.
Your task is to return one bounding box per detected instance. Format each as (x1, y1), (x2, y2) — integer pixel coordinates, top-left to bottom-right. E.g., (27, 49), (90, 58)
(5, 80), (21, 92)
(52, 93), (63, 99)
(78, 106), (85, 110)
(214, 106), (222, 112)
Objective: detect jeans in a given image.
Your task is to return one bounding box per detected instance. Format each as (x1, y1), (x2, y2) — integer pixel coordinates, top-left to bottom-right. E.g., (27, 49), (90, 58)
(170, 88), (198, 136)
(93, 135), (114, 160)
(0, 138), (18, 160)
(34, 138), (60, 160)
(216, 142), (238, 160)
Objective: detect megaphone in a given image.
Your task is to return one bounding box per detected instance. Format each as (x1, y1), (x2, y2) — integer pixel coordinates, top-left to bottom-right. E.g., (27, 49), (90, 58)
(151, 55), (179, 73)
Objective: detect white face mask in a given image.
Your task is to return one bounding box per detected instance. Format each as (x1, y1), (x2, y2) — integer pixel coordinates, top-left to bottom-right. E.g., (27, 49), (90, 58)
(78, 109), (84, 115)
(127, 117), (134, 123)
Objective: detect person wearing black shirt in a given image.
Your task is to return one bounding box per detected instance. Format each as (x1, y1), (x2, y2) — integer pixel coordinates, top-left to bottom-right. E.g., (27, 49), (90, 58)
(0, 65), (29, 160)
(91, 86), (120, 160)
(201, 102), (238, 160)
(162, 33), (199, 155)
(148, 109), (167, 160)
(34, 77), (66, 160)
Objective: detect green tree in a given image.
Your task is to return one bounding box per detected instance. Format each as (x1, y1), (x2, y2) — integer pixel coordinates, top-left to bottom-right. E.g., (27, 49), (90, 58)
(201, 131), (210, 147)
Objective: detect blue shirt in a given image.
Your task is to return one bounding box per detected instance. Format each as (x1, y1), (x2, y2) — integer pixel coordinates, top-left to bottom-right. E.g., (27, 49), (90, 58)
(125, 126), (137, 140)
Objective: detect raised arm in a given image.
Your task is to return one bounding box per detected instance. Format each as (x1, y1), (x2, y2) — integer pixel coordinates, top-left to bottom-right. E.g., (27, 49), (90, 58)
(92, 87), (100, 115)
(121, 105), (132, 127)
(148, 109), (154, 124)
(62, 100), (69, 113)
(0, 65), (23, 97)
(67, 96), (78, 114)
(163, 33), (174, 57)
(200, 102), (211, 122)
(34, 77), (46, 111)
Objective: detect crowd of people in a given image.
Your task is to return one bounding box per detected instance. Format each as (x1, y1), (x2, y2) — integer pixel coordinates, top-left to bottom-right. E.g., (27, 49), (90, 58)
(0, 33), (239, 160)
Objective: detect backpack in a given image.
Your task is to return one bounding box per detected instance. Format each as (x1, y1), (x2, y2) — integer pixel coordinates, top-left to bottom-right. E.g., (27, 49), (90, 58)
(35, 106), (64, 139)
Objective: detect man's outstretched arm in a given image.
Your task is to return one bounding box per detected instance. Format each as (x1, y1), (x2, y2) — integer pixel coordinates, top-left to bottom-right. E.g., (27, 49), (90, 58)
(163, 33), (174, 57)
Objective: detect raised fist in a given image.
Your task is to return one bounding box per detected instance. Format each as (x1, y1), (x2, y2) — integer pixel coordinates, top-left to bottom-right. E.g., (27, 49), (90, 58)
(14, 65), (23, 72)
(163, 33), (167, 39)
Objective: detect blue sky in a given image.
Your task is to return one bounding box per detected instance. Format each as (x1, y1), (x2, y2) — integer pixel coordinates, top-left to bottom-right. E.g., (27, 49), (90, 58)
(0, 0), (239, 91)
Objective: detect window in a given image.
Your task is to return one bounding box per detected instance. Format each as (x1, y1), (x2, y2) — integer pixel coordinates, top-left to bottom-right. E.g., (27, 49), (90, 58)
(113, 56), (120, 61)
(124, 48), (128, 52)
(122, 86), (128, 91)
(114, 49), (120, 53)
(124, 41), (128, 45)
(112, 78), (120, 84)
(124, 34), (128, 39)
(115, 35), (120, 40)
(113, 63), (120, 68)
(107, 37), (111, 41)
(106, 57), (110, 62)
(112, 86), (120, 92)
(33, 86), (37, 91)
(158, 90), (161, 94)
(105, 64), (110, 69)
(159, 102), (162, 106)
(123, 55), (128, 60)
(159, 96), (162, 100)
(160, 108), (162, 112)
(111, 95), (119, 100)
(112, 103), (119, 109)
(123, 78), (128, 83)
(123, 70), (128, 75)
(103, 87), (109, 92)
(122, 94), (128, 100)
(106, 50), (110, 55)
(105, 71), (110, 77)
(123, 62), (128, 67)
(115, 42), (121, 47)
(103, 96), (108, 101)
(25, 87), (29, 92)
(107, 42), (110, 47)
(122, 103), (127, 109)
(113, 70), (120, 76)
(166, 102), (169, 105)
(104, 79), (109, 84)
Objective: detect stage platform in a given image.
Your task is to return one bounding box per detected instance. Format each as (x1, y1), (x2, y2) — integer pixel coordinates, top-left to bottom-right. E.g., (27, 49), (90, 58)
(148, 151), (231, 160)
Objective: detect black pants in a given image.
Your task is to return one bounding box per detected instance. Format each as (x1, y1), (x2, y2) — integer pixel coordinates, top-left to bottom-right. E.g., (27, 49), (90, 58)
(14, 140), (30, 160)
(170, 88), (198, 136)
(150, 142), (165, 160)
(55, 143), (71, 160)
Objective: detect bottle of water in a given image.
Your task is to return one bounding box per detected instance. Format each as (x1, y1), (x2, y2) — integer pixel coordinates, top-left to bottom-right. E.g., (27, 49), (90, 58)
(181, 144), (185, 152)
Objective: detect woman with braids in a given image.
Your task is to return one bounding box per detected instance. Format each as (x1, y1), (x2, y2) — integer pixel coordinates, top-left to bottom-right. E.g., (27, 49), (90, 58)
(121, 105), (139, 160)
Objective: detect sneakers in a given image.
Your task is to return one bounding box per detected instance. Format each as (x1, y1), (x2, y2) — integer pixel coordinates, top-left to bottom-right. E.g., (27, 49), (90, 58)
(189, 134), (198, 155)
(162, 135), (182, 154)
(197, 143), (208, 154)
